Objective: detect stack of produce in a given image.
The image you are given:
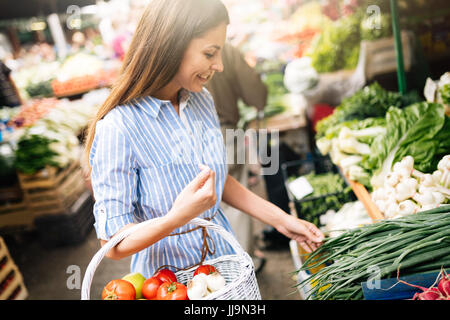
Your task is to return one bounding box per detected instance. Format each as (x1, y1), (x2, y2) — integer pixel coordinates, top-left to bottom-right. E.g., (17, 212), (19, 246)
(307, 6), (392, 73)
(10, 89), (109, 174)
(102, 265), (227, 300)
(12, 52), (118, 99)
(371, 155), (450, 219)
(315, 82), (449, 193)
(237, 71), (290, 129)
(297, 205), (450, 300)
(287, 171), (354, 227)
(320, 200), (373, 238)
(315, 82), (418, 187)
(315, 82), (413, 140)
(8, 98), (60, 128)
(316, 117), (386, 187)
(362, 102), (449, 190)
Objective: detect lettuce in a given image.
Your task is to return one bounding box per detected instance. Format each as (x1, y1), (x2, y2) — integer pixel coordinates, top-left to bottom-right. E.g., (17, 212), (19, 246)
(315, 82), (410, 139)
(362, 102), (446, 189)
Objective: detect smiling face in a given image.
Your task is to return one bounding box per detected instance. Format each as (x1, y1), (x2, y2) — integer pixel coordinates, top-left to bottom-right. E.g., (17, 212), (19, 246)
(172, 23), (227, 93)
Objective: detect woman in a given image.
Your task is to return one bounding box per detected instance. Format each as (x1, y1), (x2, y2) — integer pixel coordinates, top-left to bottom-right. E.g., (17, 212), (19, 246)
(84, 0), (324, 279)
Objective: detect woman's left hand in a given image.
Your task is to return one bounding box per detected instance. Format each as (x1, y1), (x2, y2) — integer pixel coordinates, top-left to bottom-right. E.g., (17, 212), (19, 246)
(276, 214), (324, 253)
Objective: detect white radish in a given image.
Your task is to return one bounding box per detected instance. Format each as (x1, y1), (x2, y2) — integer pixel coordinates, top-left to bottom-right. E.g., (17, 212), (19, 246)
(398, 200), (419, 216)
(187, 274), (208, 300)
(206, 272), (226, 292)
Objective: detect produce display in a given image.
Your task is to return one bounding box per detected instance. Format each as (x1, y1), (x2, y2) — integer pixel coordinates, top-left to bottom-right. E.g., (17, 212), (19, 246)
(297, 205), (450, 300)
(362, 102), (449, 190)
(287, 169), (355, 227)
(237, 71), (290, 129)
(11, 52), (119, 99)
(315, 82), (414, 140)
(315, 82), (449, 192)
(102, 265), (227, 300)
(320, 200), (373, 238)
(307, 4), (392, 74)
(1, 88), (109, 174)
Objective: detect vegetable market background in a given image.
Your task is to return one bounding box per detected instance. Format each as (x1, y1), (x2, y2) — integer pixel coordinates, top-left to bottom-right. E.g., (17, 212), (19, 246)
(0, 0), (449, 300)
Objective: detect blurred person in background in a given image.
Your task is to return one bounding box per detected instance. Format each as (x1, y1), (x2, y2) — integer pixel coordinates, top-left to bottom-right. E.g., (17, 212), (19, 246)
(206, 42), (268, 272)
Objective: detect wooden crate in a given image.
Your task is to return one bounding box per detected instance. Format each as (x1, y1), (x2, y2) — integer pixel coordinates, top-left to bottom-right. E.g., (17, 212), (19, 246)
(0, 201), (33, 230)
(17, 161), (87, 217)
(0, 237), (28, 300)
(0, 183), (33, 230)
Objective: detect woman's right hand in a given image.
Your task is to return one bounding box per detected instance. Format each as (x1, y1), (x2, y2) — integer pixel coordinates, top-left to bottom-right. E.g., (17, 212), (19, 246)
(167, 164), (217, 228)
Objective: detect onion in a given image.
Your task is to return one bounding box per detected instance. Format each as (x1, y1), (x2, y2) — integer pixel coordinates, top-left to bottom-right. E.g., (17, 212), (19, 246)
(206, 272), (226, 292)
(187, 274), (208, 300)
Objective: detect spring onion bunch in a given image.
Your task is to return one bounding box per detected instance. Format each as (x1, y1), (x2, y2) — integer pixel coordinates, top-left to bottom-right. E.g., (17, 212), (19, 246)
(296, 205), (450, 300)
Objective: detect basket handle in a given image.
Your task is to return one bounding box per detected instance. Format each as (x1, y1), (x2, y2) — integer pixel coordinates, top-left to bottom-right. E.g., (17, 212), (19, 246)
(81, 217), (245, 300)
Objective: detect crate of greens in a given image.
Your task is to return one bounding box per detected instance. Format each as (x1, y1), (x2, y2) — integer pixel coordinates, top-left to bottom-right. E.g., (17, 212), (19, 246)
(281, 156), (356, 227)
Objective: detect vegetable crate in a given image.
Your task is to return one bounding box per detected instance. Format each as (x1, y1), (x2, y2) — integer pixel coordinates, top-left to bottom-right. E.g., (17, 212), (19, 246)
(34, 190), (95, 248)
(17, 161), (87, 218)
(281, 156), (356, 227)
(0, 237), (28, 300)
(0, 183), (33, 231)
(51, 75), (99, 98)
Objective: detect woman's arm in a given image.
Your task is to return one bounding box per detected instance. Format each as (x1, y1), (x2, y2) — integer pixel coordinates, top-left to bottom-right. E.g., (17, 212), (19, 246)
(102, 165), (217, 260)
(222, 174), (324, 252)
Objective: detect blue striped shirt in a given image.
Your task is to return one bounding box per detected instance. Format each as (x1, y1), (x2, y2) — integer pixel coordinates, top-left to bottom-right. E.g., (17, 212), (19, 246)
(89, 88), (236, 278)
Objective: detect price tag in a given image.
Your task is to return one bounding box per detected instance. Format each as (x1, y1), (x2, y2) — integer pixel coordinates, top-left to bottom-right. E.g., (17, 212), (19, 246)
(288, 176), (314, 200)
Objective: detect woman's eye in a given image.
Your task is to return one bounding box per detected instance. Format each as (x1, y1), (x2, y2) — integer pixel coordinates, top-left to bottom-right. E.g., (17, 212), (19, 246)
(205, 52), (214, 59)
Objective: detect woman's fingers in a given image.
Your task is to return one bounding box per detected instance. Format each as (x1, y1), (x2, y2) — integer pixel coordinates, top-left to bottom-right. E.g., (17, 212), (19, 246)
(302, 221), (324, 243)
(200, 166), (216, 192)
(190, 165), (211, 191)
(299, 241), (312, 253)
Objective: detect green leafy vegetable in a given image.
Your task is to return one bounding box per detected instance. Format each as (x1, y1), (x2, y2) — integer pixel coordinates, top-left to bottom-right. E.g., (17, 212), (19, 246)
(15, 134), (59, 175)
(288, 172), (354, 226)
(362, 102), (446, 189)
(441, 83), (450, 105)
(308, 12), (362, 73)
(315, 82), (418, 139)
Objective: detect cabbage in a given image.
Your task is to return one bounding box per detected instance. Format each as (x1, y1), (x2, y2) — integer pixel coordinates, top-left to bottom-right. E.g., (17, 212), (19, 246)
(283, 57), (319, 94)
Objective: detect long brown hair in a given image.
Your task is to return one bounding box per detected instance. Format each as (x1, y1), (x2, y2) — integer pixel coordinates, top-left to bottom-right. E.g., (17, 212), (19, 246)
(83, 0), (229, 173)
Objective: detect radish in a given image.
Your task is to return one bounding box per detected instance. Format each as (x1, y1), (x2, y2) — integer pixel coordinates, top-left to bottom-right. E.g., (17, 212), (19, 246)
(395, 269), (449, 300)
(412, 287), (442, 300)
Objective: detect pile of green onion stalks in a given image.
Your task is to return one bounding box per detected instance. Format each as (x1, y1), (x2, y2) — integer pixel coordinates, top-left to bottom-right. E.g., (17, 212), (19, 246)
(297, 205), (450, 300)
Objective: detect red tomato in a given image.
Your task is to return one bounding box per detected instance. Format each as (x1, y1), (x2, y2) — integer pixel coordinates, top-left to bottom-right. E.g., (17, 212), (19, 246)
(153, 268), (177, 283)
(193, 264), (217, 276)
(141, 277), (163, 300)
(156, 281), (188, 300)
(102, 279), (136, 300)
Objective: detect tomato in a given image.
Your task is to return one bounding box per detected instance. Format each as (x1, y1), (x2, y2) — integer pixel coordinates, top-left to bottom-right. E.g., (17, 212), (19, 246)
(153, 268), (177, 283)
(156, 281), (188, 300)
(102, 279), (136, 300)
(193, 264), (217, 276)
(141, 277), (163, 300)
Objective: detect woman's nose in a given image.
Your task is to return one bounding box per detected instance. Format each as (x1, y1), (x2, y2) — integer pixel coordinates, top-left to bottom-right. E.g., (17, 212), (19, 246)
(211, 56), (224, 73)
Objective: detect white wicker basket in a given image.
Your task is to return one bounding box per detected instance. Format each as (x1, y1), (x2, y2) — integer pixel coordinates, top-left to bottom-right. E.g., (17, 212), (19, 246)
(81, 217), (261, 300)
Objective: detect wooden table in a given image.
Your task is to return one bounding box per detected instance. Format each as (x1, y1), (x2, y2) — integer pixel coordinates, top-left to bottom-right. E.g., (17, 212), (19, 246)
(247, 94), (308, 132)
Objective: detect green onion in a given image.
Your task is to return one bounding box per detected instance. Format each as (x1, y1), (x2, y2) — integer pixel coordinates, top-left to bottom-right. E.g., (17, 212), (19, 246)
(296, 205), (450, 300)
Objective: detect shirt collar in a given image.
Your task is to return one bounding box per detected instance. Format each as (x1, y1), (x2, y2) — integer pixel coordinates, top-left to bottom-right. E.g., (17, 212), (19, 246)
(133, 89), (192, 118)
